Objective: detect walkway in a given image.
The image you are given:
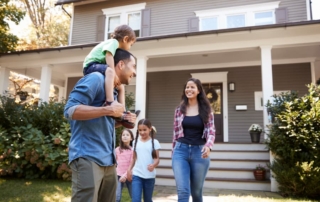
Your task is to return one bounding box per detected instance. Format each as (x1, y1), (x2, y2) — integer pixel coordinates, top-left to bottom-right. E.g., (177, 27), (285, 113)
(152, 185), (283, 202)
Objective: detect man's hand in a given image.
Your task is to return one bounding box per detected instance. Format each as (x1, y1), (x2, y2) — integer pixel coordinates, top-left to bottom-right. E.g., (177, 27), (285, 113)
(123, 111), (137, 123)
(108, 101), (124, 118)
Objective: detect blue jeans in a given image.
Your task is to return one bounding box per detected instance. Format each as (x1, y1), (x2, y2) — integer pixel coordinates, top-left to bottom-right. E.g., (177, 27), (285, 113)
(132, 175), (155, 202)
(83, 62), (108, 75)
(172, 142), (210, 202)
(116, 175), (132, 202)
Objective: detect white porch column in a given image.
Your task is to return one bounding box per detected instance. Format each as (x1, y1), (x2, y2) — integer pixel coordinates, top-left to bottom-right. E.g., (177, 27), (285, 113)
(135, 56), (148, 119)
(260, 46), (274, 135)
(260, 45), (279, 192)
(58, 86), (65, 102)
(39, 65), (52, 103)
(312, 60), (320, 84)
(0, 67), (10, 95)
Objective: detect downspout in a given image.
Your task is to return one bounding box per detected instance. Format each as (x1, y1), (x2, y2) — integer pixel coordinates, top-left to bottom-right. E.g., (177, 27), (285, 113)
(309, 0), (313, 20)
(62, 5), (72, 18)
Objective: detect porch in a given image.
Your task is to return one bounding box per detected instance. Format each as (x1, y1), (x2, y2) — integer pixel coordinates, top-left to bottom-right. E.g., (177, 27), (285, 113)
(157, 143), (270, 191)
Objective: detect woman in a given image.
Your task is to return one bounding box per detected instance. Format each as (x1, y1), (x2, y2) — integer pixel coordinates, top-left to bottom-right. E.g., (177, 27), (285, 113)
(172, 78), (216, 202)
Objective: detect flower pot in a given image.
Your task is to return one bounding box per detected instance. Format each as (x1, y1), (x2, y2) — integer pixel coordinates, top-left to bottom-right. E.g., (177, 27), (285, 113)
(19, 95), (27, 101)
(250, 132), (261, 143)
(253, 170), (266, 180)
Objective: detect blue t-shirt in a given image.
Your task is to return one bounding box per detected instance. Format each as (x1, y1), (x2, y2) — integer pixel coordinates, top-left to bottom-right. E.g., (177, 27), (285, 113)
(64, 72), (117, 166)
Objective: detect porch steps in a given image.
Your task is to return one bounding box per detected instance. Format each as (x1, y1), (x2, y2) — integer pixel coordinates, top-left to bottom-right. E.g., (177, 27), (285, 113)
(156, 143), (271, 191)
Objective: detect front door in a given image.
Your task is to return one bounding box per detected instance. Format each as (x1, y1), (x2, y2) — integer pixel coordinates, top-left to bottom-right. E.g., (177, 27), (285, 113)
(203, 83), (223, 142)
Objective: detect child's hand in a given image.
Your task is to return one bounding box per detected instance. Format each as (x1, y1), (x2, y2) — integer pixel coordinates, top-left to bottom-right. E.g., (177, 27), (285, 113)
(119, 176), (127, 183)
(127, 170), (132, 182)
(147, 164), (155, 172)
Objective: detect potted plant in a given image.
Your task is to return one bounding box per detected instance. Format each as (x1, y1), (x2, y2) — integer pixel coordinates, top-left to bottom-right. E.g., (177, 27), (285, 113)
(16, 91), (29, 101)
(248, 124), (263, 143)
(253, 164), (266, 180)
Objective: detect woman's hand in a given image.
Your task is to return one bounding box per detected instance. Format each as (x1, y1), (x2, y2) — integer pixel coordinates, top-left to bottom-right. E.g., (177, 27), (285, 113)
(201, 146), (210, 158)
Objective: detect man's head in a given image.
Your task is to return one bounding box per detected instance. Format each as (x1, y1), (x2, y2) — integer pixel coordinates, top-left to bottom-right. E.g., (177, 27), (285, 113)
(114, 49), (136, 85)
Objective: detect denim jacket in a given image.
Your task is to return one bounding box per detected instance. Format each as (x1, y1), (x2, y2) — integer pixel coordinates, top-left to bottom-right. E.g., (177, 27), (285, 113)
(64, 72), (116, 166)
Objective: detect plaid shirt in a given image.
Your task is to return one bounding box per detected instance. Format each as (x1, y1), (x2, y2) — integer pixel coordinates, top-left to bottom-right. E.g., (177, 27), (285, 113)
(172, 107), (216, 150)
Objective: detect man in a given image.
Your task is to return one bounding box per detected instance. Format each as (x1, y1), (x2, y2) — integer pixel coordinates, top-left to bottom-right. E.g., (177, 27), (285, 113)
(64, 49), (137, 202)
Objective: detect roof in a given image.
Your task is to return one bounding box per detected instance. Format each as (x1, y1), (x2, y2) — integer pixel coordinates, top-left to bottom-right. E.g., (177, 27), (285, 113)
(55, 0), (85, 5)
(2, 19), (320, 56)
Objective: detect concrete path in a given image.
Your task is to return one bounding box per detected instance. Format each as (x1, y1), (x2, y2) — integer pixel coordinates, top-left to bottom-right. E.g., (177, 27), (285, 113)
(152, 185), (283, 202)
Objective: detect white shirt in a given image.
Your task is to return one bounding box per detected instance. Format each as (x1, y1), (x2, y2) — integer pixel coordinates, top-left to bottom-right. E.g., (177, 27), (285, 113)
(133, 138), (161, 179)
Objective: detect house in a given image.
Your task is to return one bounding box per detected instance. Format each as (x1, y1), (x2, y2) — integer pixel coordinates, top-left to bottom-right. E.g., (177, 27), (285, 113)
(1, 0), (320, 191)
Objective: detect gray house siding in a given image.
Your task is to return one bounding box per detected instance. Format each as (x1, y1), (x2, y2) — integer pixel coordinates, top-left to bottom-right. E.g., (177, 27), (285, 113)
(71, 0), (307, 45)
(147, 63), (311, 143)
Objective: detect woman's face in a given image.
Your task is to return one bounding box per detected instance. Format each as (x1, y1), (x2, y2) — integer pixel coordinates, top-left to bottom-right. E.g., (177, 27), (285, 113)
(185, 81), (199, 99)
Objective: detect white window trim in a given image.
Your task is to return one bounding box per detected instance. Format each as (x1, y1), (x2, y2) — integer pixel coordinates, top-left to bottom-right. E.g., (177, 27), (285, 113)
(102, 3), (146, 39)
(195, 1), (280, 30)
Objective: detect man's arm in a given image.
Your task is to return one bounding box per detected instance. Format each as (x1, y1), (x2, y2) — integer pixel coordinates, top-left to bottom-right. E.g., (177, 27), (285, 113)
(71, 102), (123, 120)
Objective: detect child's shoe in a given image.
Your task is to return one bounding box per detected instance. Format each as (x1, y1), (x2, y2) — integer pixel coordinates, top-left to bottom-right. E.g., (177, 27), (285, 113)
(115, 110), (140, 129)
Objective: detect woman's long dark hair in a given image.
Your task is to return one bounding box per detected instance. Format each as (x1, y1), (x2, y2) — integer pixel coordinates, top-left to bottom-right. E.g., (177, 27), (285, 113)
(119, 129), (134, 153)
(133, 119), (157, 160)
(179, 78), (212, 123)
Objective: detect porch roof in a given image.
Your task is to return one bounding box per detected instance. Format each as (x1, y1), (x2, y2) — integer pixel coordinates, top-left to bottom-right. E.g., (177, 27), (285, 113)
(2, 20), (320, 56)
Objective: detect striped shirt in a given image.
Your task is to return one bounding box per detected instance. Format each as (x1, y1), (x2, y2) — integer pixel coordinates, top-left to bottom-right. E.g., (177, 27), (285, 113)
(115, 147), (133, 177)
(172, 107), (216, 150)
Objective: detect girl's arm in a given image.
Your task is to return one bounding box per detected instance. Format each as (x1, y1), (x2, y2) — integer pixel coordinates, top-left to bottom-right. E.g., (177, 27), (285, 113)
(126, 153), (136, 182)
(147, 150), (160, 172)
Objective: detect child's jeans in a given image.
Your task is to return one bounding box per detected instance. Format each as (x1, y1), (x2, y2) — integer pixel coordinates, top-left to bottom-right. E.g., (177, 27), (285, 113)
(172, 142), (210, 202)
(131, 175), (155, 202)
(116, 175), (132, 202)
(83, 62), (108, 75)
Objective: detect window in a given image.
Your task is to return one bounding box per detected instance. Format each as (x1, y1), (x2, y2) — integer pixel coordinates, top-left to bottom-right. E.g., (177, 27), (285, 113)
(102, 3), (146, 39)
(195, 1), (280, 31)
(227, 14), (245, 28)
(201, 17), (218, 31)
(254, 11), (274, 26)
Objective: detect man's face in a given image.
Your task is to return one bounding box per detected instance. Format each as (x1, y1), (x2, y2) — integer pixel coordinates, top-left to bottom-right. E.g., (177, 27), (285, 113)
(118, 55), (136, 85)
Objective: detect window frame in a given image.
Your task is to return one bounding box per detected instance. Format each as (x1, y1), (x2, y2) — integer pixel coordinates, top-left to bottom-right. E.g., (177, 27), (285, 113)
(195, 1), (280, 31)
(102, 3), (146, 39)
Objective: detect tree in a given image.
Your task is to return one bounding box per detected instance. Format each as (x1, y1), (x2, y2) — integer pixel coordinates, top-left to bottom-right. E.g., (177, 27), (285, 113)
(0, 0), (25, 53)
(16, 0), (70, 50)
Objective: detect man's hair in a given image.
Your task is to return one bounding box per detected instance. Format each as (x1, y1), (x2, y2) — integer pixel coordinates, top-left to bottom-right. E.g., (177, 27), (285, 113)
(114, 48), (135, 66)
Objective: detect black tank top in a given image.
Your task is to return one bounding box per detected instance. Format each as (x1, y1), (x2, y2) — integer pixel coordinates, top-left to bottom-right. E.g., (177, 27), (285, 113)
(177, 115), (206, 145)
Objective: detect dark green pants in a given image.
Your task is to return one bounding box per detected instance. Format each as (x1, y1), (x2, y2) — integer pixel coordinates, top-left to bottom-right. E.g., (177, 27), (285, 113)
(70, 158), (117, 202)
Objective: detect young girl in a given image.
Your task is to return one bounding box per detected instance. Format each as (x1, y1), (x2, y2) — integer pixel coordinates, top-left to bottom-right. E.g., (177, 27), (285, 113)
(127, 119), (161, 202)
(83, 24), (136, 127)
(115, 129), (134, 202)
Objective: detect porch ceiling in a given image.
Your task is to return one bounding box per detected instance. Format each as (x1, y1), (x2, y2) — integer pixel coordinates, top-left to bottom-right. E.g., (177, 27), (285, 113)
(0, 22), (319, 87)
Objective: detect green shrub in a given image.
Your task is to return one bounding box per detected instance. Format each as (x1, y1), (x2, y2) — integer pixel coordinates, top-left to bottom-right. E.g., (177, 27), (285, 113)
(0, 91), (135, 180)
(266, 84), (320, 199)
(0, 95), (71, 180)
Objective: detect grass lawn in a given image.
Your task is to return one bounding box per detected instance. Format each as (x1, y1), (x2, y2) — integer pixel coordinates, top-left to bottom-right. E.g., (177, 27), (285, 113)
(0, 178), (131, 202)
(0, 178), (317, 202)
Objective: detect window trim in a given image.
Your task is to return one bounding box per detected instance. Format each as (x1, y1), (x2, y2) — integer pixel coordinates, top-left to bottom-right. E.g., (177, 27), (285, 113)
(102, 3), (146, 39)
(195, 1), (280, 31)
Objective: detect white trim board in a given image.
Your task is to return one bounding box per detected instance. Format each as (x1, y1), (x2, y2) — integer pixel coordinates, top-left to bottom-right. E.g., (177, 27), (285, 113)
(147, 57), (316, 72)
(191, 72), (229, 142)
